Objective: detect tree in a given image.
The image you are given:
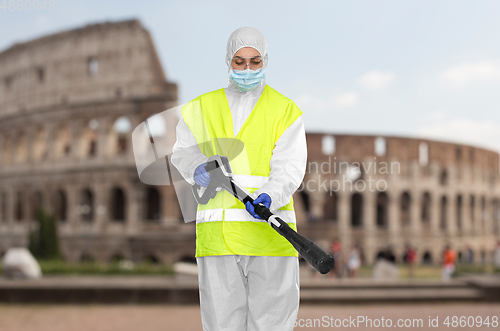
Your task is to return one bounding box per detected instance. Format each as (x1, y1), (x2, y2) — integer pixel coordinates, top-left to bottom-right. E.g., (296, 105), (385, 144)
(28, 207), (61, 261)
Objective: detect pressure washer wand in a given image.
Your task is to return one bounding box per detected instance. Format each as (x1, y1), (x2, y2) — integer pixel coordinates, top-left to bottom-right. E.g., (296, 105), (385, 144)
(192, 155), (335, 275)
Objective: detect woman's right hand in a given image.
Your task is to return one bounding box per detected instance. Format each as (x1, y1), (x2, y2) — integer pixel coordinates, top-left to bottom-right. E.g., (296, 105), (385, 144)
(194, 163), (210, 187)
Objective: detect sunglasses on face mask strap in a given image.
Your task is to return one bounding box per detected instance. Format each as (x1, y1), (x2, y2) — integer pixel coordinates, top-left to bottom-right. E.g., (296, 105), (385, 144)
(231, 56), (263, 70)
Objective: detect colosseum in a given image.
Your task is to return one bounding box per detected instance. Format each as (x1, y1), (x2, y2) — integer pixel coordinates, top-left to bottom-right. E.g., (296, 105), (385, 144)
(0, 19), (499, 267)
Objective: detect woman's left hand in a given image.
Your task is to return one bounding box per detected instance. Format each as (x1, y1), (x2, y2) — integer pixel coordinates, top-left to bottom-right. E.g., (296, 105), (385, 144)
(245, 193), (271, 219)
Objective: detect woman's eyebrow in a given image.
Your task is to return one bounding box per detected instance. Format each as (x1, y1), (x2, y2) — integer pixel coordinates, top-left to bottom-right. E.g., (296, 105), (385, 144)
(234, 56), (262, 59)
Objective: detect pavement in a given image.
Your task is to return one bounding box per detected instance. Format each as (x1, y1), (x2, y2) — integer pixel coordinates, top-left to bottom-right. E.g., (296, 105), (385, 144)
(0, 303), (499, 331)
(0, 266), (498, 304)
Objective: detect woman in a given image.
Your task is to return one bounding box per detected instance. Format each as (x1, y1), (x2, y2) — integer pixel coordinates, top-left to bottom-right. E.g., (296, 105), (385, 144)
(172, 27), (307, 331)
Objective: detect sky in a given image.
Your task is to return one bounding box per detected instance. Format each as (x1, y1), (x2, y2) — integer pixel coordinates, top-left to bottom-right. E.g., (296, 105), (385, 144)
(1, 0), (500, 153)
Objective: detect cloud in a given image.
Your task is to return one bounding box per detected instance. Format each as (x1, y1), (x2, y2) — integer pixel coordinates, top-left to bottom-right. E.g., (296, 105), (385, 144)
(295, 93), (328, 111)
(359, 70), (396, 90)
(439, 62), (500, 88)
(331, 91), (358, 108)
(414, 111), (500, 152)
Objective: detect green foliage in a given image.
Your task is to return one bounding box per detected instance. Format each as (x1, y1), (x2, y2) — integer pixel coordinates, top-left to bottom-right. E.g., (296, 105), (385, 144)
(28, 207), (62, 261)
(36, 259), (174, 275)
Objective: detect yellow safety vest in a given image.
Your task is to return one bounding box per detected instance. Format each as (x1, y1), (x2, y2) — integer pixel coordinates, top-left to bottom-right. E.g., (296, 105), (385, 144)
(181, 84), (303, 257)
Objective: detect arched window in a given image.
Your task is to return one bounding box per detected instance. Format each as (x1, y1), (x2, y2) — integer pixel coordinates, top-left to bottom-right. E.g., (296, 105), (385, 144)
(321, 135), (335, 155)
(351, 193), (363, 227)
(470, 195), (475, 234)
(88, 56), (98, 75)
(323, 191), (337, 222)
(440, 196), (448, 230)
(456, 195), (463, 230)
(422, 251), (433, 264)
(14, 191), (23, 221)
(145, 187), (161, 221)
(376, 192), (388, 228)
(374, 137), (386, 156)
(110, 187), (126, 221)
(400, 192), (411, 226)
(53, 190), (67, 222)
(79, 188), (94, 221)
(421, 192), (431, 223)
(492, 198), (499, 234)
(0, 191), (7, 222)
(112, 116), (132, 154)
(419, 142), (429, 166)
(32, 191), (43, 220)
(440, 169), (448, 186)
(481, 196), (486, 231)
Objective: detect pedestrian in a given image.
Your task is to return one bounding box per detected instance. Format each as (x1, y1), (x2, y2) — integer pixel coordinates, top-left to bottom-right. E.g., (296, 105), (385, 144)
(441, 245), (457, 282)
(347, 246), (361, 278)
(404, 244), (417, 279)
(330, 239), (344, 278)
(171, 27), (307, 331)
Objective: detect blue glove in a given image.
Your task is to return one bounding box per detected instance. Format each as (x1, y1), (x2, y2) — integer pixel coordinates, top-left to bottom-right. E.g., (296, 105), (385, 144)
(245, 193), (271, 220)
(194, 163), (210, 187)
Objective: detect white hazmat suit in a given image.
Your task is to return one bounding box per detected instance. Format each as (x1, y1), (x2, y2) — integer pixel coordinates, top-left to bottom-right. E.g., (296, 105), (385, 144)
(171, 27), (307, 331)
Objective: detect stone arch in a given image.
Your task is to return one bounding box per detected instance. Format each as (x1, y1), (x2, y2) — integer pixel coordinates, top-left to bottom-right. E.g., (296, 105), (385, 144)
(15, 131), (27, 164)
(109, 116), (132, 155)
(32, 190), (43, 220)
(1, 191), (7, 222)
(481, 196), (486, 230)
(440, 196), (448, 231)
(456, 194), (463, 230)
(145, 187), (161, 221)
(299, 190), (310, 214)
(323, 190), (337, 222)
(32, 127), (47, 162)
(54, 124), (71, 158)
(143, 253), (160, 264)
(79, 188), (94, 221)
(422, 251), (433, 264)
(2, 135), (11, 164)
(400, 191), (411, 226)
(80, 119), (99, 158)
(492, 198), (499, 234)
(53, 189), (67, 222)
(376, 191), (389, 228)
(470, 195), (476, 233)
(14, 191), (23, 221)
(440, 169), (448, 186)
(351, 193), (363, 227)
(80, 252), (95, 263)
(110, 187), (126, 221)
(421, 192), (431, 223)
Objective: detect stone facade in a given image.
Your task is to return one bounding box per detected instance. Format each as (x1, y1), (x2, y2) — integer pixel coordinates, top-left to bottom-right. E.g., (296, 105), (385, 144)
(0, 20), (193, 265)
(298, 134), (500, 265)
(0, 20), (498, 266)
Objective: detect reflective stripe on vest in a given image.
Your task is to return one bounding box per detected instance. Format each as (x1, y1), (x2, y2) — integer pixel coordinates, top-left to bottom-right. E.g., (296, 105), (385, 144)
(182, 84), (303, 257)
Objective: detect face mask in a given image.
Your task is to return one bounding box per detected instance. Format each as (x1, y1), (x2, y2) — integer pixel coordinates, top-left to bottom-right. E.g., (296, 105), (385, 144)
(229, 68), (265, 92)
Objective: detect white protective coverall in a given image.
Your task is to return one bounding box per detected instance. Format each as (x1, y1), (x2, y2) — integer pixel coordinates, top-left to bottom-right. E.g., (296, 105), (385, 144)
(171, 27), (307, 331)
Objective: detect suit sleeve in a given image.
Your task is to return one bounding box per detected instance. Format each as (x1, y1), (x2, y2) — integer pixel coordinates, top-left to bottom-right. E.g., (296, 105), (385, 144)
(171, 116), (209, 185)
(253, 114), (307, 213)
